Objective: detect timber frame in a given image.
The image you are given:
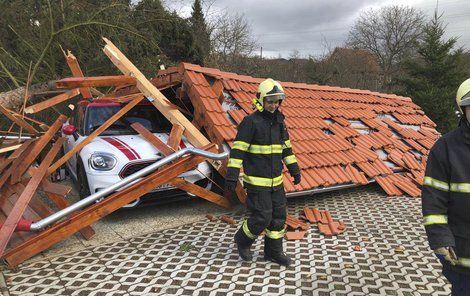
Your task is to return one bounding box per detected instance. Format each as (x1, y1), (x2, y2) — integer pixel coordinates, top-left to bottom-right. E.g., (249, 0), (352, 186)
(0, 38), (238, 267)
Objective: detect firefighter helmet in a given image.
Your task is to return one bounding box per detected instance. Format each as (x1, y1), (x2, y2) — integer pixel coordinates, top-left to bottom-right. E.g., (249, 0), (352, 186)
(253, 78), (285, 111)
(456, 78), (470, 113)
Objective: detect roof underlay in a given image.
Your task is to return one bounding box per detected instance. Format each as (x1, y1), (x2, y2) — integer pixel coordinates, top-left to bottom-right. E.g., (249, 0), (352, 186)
(152, 63), (439, 198)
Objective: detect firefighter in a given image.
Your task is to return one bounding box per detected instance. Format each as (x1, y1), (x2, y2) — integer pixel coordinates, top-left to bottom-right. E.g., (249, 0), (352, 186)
(225, 78), (301, 267)
(422, 78), (470, 295)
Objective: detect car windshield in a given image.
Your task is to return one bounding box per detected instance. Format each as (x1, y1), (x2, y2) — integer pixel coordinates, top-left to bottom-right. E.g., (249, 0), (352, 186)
(84, 104), (173, 136)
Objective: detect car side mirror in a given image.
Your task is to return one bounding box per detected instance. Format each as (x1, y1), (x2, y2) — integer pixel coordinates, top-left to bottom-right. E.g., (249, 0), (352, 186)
(62, 125), (77, 135)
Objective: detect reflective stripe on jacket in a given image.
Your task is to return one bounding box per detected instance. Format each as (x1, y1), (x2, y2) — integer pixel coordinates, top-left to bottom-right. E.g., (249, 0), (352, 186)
(226, 110), (300, 190)
(422, 121), (470, 273)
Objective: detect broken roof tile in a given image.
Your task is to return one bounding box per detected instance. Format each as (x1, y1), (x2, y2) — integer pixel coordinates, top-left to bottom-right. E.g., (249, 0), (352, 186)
(375, 176), (402, 196)
(227, 109), (247, 125)
(170, 63), (440, 196)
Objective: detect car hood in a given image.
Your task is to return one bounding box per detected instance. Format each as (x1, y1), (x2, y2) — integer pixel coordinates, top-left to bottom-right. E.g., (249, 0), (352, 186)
(89, 133), (190, 161)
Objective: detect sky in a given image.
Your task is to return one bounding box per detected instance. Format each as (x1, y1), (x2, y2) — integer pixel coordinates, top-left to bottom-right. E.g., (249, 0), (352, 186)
(163, 0), (470, 58)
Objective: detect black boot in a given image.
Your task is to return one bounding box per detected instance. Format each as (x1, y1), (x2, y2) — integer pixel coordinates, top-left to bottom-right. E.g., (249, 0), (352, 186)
(264, 236), (291, 267)
(234, 227), (255, 261)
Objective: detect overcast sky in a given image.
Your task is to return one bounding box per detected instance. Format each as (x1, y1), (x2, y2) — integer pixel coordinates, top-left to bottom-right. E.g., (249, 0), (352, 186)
(163, 0), (470, 58)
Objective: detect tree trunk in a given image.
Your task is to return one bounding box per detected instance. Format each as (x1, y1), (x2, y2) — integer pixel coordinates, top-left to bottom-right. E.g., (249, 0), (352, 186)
(0, 81), (57, 111)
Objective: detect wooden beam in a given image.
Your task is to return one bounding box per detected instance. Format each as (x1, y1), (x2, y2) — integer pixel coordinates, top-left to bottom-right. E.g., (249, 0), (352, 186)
(56, 76), (136, 89)
(102, 38), (210, 148)
(47, 95), (143, 174)
(0, 104), (39, 135)
(3, 145), (215, 267)
(130, 123), (230, 208)
(130, 123), (174, 156)
(65, 51), (92, 99)
(168, 178), (230, 208)
(11, 115), (67, 182)
(0, 138), (64, 256)
(167, 124), (185, 151)
(24, 89), (80, 114)
(0, 144), (22, 154)
(39, 179), (71, 197)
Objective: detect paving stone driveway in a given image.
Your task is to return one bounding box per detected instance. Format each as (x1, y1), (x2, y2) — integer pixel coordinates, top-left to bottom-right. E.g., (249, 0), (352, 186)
(1, 184), (450, 295)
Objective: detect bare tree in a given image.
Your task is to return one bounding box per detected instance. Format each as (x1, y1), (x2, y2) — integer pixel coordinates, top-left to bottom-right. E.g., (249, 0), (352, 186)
(208, 11), (258, 71)
(347, 5), (425, 91)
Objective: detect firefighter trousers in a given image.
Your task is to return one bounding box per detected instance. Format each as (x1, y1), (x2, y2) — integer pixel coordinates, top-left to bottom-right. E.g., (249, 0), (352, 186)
(244, 187), (287, 237)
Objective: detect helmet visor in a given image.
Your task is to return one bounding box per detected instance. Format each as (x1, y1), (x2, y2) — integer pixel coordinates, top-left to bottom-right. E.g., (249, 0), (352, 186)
(460, 92), (470, 106)
(264, 94), (285, 103)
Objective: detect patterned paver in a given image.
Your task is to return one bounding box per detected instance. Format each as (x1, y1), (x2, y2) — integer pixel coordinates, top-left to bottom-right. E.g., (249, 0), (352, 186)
(1, 184), (450, 295)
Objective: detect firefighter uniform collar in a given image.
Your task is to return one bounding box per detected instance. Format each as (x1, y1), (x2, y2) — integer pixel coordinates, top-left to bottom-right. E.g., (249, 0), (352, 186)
(260, 109), (284, 123)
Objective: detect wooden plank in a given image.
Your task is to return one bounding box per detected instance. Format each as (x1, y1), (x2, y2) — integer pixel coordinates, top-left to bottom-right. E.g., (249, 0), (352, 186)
(3, 145), (215, 267)
(24, 89), (80, 114)
(39, 179), (71, 197)
(44, 192), (95, 240)
(56, 76), (136, 89)
(130, 122), (174, 156)
(168, 178), (230, 208)
(0, 104), (39, 135)
(47, 95), (144, 175)
(65, 51), (92, 99)
(0, 138), (65, 256)
(131, 123), (230, 208)
(11, 115), (67, 182)
(0, 144), (22, 154)
(167, 124), (185, 151)
(102, 38), (210, 148)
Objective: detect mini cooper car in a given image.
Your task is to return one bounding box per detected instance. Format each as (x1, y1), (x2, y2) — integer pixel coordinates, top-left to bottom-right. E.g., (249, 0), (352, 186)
(61, 99), (212, 208)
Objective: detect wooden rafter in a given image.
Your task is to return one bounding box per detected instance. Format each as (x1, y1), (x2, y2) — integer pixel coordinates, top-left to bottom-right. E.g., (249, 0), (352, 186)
(64, 50), (92, 99)
(56, 76), (136, 89)
(24, 89), (80, 114)
(3, 144), (216, 267)
(130, 123), (230, 208)
(102, 38), (210, 148)
(0, 104), (39, 135)
(0, 137), (65, 256)
(11, 115), (67, 183)
(167, 124), (185, 150)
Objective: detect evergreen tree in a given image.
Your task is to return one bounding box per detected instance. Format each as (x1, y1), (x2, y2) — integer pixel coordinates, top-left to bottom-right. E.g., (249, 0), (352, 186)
(189, 0), (211, 65)
(401, 13), (467, 133)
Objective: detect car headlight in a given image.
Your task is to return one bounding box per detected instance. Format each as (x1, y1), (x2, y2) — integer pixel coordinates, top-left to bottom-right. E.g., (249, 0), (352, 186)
(89, 153), (117, 171)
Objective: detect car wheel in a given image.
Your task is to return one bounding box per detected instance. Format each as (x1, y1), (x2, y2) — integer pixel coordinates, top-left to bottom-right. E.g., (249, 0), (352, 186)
(77, 158), (91, 200)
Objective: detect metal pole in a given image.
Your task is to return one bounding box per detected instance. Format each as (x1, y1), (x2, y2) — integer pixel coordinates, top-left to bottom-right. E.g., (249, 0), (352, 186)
(30, 148), (228, 231)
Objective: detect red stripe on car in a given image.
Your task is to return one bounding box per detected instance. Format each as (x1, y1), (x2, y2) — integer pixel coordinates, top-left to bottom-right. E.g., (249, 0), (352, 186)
(102, 137), (137, 160)
(113, 137), (141, 159)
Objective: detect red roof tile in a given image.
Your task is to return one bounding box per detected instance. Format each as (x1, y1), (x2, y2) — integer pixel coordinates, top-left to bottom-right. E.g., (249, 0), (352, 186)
(227, 109), (247, 125)
(164, 62), (440, 197)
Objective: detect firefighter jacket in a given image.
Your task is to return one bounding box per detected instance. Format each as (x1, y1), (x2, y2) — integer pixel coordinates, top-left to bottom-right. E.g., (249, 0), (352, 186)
(422, 120), (470, 273)
(226, 109), (300, 190)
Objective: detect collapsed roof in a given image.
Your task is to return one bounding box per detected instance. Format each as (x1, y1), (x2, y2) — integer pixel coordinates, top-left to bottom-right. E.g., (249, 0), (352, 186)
(147, 62), (437, 197)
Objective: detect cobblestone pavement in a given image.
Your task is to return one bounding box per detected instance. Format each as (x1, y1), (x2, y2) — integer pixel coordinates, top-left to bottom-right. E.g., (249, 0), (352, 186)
(1, 184), (450, 295)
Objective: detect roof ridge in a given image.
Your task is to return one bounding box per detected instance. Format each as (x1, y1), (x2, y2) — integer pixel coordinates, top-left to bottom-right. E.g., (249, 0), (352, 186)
(179, 62), (412, 102)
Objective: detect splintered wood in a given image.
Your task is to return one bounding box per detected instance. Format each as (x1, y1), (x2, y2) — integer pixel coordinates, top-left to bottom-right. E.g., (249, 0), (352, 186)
(0, 39), (233, 268)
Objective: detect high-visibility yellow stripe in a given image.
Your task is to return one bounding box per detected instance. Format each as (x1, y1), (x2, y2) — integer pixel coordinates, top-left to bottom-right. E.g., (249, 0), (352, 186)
(227, 158), (243, 168)
(242, 220), (257, 239)
(248, 144), (283, 154)
(283, 140), (292, 149)
(265, 228), (286, 239)
(423, 176), (449, 191)
(232, 141), (250, 151)
(243, 174), (283, 187)
(423, 215), (448, 226)
(458, 257), (470, 268)
(450, 183), (470, 193)
(283, 155), (297, 165)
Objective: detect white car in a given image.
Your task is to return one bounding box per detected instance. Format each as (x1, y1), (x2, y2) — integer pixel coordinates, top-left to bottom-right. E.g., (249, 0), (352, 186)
(61, 99), (212, 208)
